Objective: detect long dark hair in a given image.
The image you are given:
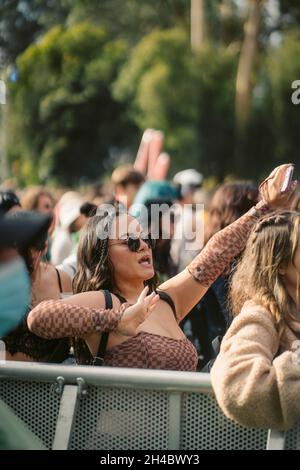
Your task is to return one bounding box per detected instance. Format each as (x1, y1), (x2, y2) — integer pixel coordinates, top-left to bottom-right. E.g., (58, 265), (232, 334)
(73, 206), (158, 297)
(72, 205), (158, 364)
(143, 200), (176, 278)
(204, 182), (259, 244)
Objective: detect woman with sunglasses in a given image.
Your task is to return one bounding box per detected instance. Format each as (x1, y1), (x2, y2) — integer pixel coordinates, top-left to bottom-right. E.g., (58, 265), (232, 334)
(28, 165), (296, 371)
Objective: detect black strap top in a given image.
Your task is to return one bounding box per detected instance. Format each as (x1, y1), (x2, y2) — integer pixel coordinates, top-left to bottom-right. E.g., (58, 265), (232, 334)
(55, 268), (63, 293)
(4, 267), (69, 362)
(93, 290), (113, 366)
(93, 289), (177, 366)
(156, 290), (177, 319)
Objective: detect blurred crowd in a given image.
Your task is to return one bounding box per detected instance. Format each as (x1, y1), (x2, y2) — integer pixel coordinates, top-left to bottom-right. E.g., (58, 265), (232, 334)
(1, 136), (300, 432)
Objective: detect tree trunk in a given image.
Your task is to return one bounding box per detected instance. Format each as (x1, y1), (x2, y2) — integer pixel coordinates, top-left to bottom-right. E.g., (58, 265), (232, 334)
(191, 0), (205, 51)
(235, 0), (263, 134)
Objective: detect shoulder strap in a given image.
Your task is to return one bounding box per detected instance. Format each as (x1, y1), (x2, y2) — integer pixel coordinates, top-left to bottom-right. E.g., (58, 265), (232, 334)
(46, 338), (71, 364)
(55, 268), (63, 294)
(156, 290), (177, 319)
(93, 290), (112, 366)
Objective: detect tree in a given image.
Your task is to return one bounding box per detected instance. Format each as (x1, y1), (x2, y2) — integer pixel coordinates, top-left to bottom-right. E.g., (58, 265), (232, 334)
(266, 31), (300, 166)
(68, 0), (189, 42)
(278, 0), (300, 26)
(235, 0), (264, 134)
(191, 0), (205, 50)
(113, 28), (238, 180)
(0, 0), (70, 67)
(7, 23), (137, 185)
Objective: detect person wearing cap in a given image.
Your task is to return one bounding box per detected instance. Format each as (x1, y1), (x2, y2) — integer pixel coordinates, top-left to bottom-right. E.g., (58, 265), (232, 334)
(56, 203), (98, 280)
(111, 164), (145, 209)
(28, 165), (295, 372)
(0, 189), (22, 213)
(51, 193), (87, 265)
(0, 211), (47, 450)
(173, 169), (203, 204)
(0, 210), (50, 338)
(171, 169), (204, 272)
(130, 180), (178, 281)
(2, 211), (72, 362)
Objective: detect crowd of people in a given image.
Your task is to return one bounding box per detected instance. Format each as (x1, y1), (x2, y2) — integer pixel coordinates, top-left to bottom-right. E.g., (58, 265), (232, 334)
(1, 161), (300, 432)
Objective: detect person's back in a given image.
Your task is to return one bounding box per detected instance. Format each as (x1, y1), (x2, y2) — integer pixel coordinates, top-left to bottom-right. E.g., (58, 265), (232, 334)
(211, 211), (300, 429)
(180, 276), (228, 370)
(2, 211), (72, 363)
(0, 210), (51, 449)
(4, 262), (71, 362)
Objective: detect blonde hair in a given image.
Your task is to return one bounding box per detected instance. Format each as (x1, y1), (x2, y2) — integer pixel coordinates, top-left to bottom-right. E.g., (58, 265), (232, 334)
(230, 210), (300, 334)
(111, 164), (144, 188)
(21, 186), (55, 211)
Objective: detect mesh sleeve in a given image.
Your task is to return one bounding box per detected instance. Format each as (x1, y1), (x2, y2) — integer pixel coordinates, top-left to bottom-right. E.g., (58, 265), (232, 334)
(27, 300), (130, 339)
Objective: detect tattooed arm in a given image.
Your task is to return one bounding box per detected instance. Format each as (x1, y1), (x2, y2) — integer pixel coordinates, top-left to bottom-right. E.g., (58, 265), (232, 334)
(27, 291), (128, 339)
(159, 164), (296, 320)
(27, 287), (159, 340)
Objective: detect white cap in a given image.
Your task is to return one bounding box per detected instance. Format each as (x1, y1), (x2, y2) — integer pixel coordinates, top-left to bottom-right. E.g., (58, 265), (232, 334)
(173, 169), (203, 187)
(58, 196), (83, 228)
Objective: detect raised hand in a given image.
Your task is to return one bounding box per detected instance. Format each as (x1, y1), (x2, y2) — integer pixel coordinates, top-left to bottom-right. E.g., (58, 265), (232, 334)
(258, 164), (297, 210)
(117, 286), (159, 337)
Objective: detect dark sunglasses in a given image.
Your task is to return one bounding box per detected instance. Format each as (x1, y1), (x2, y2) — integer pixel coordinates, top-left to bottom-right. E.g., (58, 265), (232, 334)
(110, 233), (156, 252)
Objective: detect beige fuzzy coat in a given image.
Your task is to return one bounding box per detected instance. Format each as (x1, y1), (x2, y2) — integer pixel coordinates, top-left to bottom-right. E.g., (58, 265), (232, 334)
(211, 300), (300, 430)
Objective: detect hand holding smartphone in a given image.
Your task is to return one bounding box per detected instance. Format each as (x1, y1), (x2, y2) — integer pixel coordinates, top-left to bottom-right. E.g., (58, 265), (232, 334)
(281, 164), (295, 193)
(259, 163), (297, 210)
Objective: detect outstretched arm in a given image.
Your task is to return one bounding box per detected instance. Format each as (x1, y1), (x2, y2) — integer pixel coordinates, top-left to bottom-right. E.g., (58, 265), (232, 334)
(27, 287), (159, 339)
(158, 205), (266, 320)
(158, 164), (296, 320)
(27, 291), (128, 338)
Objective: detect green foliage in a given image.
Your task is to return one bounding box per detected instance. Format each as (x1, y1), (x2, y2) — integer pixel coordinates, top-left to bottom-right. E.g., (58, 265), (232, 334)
(266, 32), (300, 165)
(0, 0), (71, 66)
(68, 0), (189, 42)
(7, 22), (137, 185)
(279, 0), (300, 25)
(194, 42), (238, 180)
(231, 30), (300, 182)
(3, 1), (300, 186)
(113, 28), (238, 178)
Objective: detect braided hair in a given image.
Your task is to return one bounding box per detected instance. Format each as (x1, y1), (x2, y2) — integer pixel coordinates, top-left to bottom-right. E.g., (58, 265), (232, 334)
(229, 210), (300, 336)
(73, 205), (158, 296)
(73, 212), (115, 295)
(72, 204), (158, 364)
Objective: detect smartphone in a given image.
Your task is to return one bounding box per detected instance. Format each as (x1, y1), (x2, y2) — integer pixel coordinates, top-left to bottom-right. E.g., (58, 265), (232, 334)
(281, 165), (295, 192)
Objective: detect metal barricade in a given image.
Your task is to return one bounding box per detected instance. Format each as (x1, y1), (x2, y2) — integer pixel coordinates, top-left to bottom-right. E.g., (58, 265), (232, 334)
(0, 362), (268, 450)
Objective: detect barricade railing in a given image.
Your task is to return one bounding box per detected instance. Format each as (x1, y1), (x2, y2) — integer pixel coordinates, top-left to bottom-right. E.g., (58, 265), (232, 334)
(0, 361), (273, 450)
